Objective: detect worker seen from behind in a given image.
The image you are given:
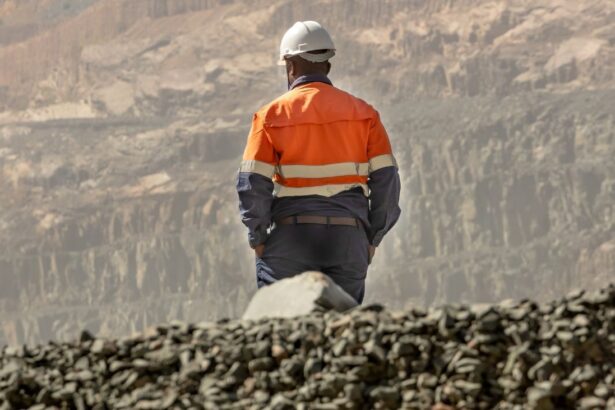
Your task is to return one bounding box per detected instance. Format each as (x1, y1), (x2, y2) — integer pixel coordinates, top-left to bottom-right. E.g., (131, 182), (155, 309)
(237, 21), (401, 303)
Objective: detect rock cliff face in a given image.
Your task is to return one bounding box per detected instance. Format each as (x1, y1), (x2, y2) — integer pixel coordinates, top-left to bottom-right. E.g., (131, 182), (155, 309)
(1, 0), (614, 345)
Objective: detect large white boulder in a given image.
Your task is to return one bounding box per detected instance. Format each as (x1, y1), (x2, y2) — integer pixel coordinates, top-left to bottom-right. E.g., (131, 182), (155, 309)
(242, 271), (358, 320)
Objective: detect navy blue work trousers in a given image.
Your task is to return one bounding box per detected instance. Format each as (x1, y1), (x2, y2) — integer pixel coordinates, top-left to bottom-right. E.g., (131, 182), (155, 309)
(255, 223), (370, 304)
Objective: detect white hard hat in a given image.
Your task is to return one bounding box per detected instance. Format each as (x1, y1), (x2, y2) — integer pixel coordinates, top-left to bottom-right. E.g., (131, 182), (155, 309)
(278, 21), (336, 65)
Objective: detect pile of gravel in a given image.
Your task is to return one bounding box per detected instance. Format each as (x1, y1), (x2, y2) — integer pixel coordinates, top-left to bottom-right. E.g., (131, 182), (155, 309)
(1, 285), (614, 410)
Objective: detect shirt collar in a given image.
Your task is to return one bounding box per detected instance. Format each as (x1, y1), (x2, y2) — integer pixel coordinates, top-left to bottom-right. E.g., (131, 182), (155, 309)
(289, 73), (333, 90)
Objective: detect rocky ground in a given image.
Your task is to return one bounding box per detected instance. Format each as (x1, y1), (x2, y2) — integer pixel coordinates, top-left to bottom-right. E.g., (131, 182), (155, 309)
(1, 0), (615, 345)
(1, 285), (613, 409)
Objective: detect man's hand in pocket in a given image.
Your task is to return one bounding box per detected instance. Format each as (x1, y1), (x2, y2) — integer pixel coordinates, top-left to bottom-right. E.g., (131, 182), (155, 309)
(368, 245), (376, 264)
(254, 244), (265, 258)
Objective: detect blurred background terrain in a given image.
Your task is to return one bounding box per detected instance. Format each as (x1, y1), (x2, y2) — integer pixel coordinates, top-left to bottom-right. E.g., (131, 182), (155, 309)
(0, 0), (614, 345)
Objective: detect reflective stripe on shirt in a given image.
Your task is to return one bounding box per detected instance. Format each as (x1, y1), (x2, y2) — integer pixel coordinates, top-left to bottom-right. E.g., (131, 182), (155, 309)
(274, 182), (369, 198)
(276, 155), (397, 180)
(278, 162), (369, 178)
(369, 154), (397, 173)
(241, 156), (397, 195)
(239, 160), (276, 179)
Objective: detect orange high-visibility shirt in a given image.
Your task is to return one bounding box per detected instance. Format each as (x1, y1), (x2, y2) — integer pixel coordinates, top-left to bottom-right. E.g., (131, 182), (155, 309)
(240, 81), (397, 198)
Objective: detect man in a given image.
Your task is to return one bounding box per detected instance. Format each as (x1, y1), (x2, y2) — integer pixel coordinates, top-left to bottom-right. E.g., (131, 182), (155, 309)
(237, 21), (400, 303)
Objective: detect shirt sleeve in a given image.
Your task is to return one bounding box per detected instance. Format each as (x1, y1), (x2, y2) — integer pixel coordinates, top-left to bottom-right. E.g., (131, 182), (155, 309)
(236, 113), (278, 248)
(367, 112), (401, 247)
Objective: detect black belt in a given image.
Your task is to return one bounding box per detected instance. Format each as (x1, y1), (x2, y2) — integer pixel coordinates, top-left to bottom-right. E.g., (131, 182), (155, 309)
(275, 215), (359, 227)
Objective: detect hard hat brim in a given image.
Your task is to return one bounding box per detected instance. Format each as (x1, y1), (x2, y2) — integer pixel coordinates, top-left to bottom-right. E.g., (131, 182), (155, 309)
(277, 50), (335, 66)
(297, 50), (335, 63)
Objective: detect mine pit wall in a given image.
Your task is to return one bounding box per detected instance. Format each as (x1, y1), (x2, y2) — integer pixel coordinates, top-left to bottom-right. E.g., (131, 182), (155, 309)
(366, 91), (615, 308)
(0, 185), (254, 346)
(262, 0), (615, 104)
(2, 91), (614, 346)
(0, 116), (254, 346)
(0, 0), (273, 109)
(1, 0), (615, 345)
(4, 0), (613, 111)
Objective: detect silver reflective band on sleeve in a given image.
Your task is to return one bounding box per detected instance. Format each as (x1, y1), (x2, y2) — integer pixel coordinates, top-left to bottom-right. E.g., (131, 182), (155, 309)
(239, 160), (276, 178)
(279, 162), (369, 178)
(368, 154), (397, 173)
(274, 183), (369, 198)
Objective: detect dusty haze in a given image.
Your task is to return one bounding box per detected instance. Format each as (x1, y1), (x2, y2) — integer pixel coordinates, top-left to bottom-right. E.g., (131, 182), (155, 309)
(0, 0), (614, 346)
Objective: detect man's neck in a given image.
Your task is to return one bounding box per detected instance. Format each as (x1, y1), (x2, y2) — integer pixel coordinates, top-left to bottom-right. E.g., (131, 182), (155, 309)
(289, 73), (332, 90)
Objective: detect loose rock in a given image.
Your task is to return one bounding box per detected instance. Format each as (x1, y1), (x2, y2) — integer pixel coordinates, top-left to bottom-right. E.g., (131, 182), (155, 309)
(0, 284), (613, 409)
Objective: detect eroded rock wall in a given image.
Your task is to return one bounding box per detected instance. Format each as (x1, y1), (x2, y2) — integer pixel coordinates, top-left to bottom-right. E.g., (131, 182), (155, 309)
(0, 0), (614, 345)
(0, 118), (253, 346)
(368, 92), (615, 308)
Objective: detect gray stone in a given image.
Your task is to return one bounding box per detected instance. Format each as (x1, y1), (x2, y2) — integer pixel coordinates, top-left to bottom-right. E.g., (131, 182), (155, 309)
(90, 339), (105, 354)
(248, 357), (275, 373)
(578, 396), (606, 409)
(280, 357), (304, 379)
(527, 387), (554, 410)
(268, 393), (295, 410)
(303, 357), (323, 378)
(364, 340), (386, 363)
(242, 271), (358, 320)
(344, 383), (363, 401)
(453, 380), (482, 397)
(370, 386), (400, 406)
(392, 336), (417, 357)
